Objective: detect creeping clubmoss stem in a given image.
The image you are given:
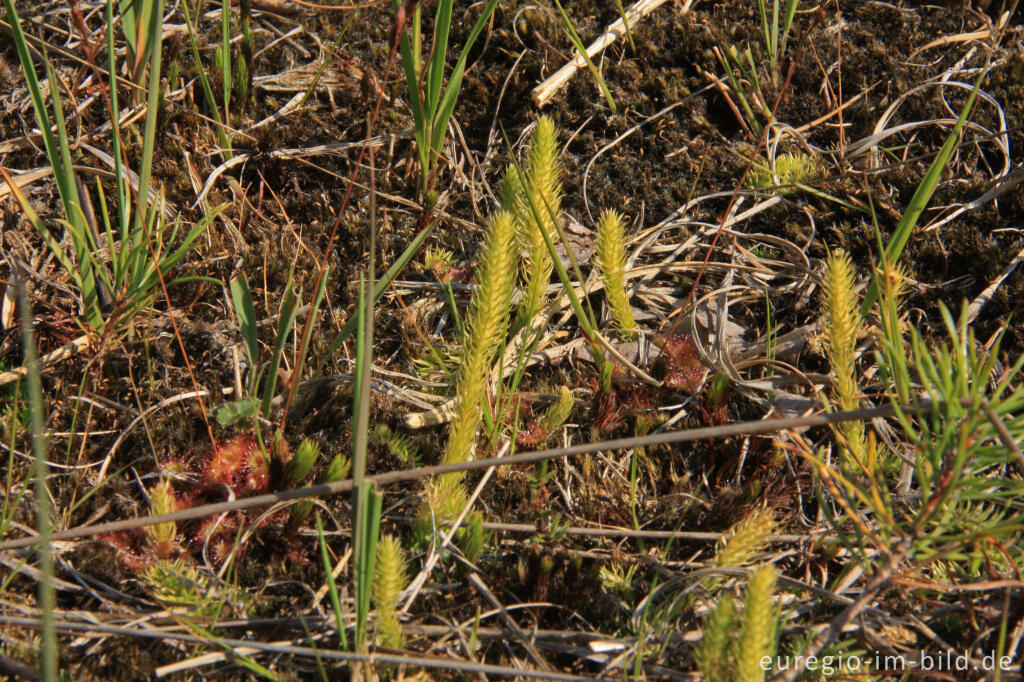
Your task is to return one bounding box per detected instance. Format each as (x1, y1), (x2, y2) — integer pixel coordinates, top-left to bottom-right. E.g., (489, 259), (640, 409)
(420, 211), (518, 530)
(596, 208), (636, 339)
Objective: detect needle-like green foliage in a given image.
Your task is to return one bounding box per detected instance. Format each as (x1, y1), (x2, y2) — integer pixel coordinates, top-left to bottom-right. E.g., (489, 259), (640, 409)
(393, 0), (500, 197)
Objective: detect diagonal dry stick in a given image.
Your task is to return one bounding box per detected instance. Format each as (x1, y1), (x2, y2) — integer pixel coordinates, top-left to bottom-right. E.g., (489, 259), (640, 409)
(531, 0), (694, 107)
(468, 572), (556, 672)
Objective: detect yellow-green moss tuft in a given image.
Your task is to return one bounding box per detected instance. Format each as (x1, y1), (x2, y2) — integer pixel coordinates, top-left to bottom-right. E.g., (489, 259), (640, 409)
(744, 152), (820, 194)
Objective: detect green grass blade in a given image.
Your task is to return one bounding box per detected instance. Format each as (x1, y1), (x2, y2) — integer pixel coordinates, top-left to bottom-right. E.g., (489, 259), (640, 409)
(230, 273), (260, 392)
(552, 0), (616, 113)
(780, 0), (799, 57)
(426, 0), (454, 123)
(181, 0), (232, 159)
(0, 169), (79, 301)
(131, 205), (220, 302)
(428, 0), (500, 170)
(119, 0), (140, 55)
(14, 270), (57, 679)
(261, 278), (299, 416)
(352, 171), (380, 651)
(861, 69), (985, 315)
(136, 0), (166, 230)
(105, 1), (130, 234)
(180, 620), (278, 680)
(353, 484), (382, 649)
(3, 0), (64, 186)
(45, 62), (85, 223)
(393, 0), (429, 187)
(94, 177), (123, 291)
(3, 19), (103, 329)
(316, 512), (349, 650)
(613, 0), (635, 51)
(290, 264), (330, 400)
(757, 0), (771, 59)
(771, 0), (780, 64)
(323, 217), (436, 362)
(220, 0), (231, 121)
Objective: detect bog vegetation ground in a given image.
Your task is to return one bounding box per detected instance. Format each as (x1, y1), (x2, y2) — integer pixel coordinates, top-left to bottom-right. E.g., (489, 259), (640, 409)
(1, 0), (1024, 679)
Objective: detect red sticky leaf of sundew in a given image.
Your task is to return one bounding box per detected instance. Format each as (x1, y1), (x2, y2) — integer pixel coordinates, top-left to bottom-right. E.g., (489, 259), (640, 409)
(194, 512), (245, 566)
(508, 394), (553, 449)
(103, 525), (186, 572)
(654, 333), (706, 394)
(203, 434), (270, 496)
(103, 529), (159, 572)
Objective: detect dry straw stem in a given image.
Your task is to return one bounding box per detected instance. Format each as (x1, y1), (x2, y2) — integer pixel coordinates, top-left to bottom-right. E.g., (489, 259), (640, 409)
(531, 0), (694, 107)
(596, 208), (637, 338)
(737, 564), (779, 682)
(0, 334), (91, 388)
